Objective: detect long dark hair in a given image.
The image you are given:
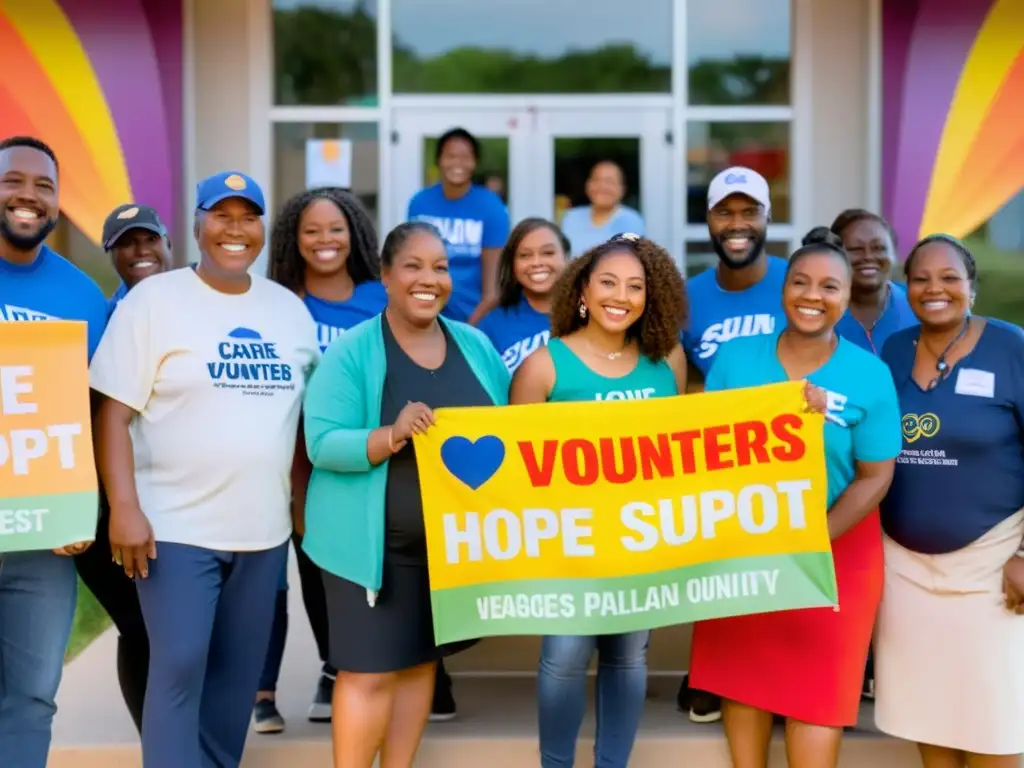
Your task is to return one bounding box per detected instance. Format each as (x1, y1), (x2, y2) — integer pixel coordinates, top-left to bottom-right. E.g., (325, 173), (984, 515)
(497, 218), (571, 308)
(267, 187), (380, 293)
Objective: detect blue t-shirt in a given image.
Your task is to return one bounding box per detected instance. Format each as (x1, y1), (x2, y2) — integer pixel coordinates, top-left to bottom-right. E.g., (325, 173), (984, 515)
(707, 332), (902, 507)
(836, 282), (917, 355)
(304, 280), (387, 352)
(561, 205), (645, 258)
(683, 256), (789, 377)
(108, 281), (128, 316)
(0, 245), (108, 360)
(407, 183), (510, 322)
(477, 298), (551, 374)
(880, 320), (1024, 554)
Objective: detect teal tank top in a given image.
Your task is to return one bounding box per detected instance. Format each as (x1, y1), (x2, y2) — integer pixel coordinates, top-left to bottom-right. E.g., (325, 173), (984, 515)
(547, 337), (678, 403)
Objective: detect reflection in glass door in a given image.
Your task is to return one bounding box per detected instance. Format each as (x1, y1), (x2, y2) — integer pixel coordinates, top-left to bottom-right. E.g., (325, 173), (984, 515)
(533, 109), (673, 259)
(390, 109), (531, 230)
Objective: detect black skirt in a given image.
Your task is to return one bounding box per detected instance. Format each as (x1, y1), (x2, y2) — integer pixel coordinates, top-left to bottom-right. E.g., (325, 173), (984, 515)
(322, 557), (478, 673)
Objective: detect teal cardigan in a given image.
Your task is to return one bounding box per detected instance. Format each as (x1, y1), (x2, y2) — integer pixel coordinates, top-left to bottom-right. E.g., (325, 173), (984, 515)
(301, 314), (510, 596)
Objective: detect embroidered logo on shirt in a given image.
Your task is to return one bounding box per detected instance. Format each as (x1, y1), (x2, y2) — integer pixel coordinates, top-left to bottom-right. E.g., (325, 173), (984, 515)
(902, 413), (940, 443)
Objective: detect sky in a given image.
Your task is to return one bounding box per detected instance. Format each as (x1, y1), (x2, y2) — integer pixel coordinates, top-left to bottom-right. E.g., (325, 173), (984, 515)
(274, 0), (791, 63)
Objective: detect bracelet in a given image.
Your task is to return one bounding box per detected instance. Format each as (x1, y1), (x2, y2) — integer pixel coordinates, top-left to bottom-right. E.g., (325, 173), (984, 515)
(387, 427), (398, 453)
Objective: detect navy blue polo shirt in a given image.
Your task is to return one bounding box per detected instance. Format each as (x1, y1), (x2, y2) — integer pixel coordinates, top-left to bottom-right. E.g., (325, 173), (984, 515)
(880, 319), (1024, 554)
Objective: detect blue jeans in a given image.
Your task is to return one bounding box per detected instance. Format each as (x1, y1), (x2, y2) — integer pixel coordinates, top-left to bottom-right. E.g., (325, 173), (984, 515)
(136, 542), (287, 768)
(537, 631), (650, 768)
(0, 551), (78, 768)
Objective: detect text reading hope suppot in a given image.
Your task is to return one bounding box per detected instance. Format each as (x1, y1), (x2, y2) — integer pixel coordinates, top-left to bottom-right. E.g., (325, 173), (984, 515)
(0, 366), (82, 475)
(440, 416), (816, 565)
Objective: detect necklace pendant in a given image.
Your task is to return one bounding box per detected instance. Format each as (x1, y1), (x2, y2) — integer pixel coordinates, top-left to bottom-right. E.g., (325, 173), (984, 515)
(936, 360), (948, 372)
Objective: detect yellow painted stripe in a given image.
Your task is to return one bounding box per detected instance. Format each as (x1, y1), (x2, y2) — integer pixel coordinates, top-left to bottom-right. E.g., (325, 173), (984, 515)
(921, 0), (1024, 233)
(2, 0), (132, 203)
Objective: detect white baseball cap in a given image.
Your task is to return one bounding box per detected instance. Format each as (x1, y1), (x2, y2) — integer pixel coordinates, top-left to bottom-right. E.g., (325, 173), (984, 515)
(707, 166), (772, 215)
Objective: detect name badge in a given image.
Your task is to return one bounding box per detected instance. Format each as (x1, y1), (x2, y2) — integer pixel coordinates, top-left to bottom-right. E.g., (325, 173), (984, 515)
(954, 368), (995, 398)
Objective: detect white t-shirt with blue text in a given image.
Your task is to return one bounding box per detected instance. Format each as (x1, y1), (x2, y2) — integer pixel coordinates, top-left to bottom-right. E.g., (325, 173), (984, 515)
(407, 183), (510, 322)
(682, 256), (789, 376)
(89, 268), (320, 551)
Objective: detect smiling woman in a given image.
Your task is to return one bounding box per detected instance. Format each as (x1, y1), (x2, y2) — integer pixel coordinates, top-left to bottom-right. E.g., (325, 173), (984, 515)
(299, 219), (509, 767)
(88, 170), (320, 768)
(507, 232), (687, 767)
(194, 174), (267, 294)
(688, 229), (902, 768)
(477, 218), (570, 374)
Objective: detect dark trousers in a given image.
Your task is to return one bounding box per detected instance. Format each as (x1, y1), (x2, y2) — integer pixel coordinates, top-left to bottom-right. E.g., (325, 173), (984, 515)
(137, 542), (287, 768)
(258, 535), (335, 693)
(293, 535), (334, 674)
(74, 512), (149, 733)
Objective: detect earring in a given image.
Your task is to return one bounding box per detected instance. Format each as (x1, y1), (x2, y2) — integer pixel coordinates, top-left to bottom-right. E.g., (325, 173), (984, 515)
(579, 303), (588, 319)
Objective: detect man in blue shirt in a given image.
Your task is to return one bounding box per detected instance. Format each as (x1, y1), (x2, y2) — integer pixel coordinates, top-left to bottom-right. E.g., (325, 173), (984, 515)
(69, 203), (172, 735)
(407, 128), (510, 326)
(682, 167), (789, 386)
(102, 203), (172, 315)
(0, 136), (109, 767)
(678, 166), (788, 724)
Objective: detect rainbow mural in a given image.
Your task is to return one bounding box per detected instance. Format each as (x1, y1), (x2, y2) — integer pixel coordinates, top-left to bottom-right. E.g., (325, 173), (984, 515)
(884, 0), (1024, 251)
(0, 0), (182, 246)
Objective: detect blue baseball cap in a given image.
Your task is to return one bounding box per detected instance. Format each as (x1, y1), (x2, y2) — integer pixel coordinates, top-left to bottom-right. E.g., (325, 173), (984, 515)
(195, 171), (265, 215)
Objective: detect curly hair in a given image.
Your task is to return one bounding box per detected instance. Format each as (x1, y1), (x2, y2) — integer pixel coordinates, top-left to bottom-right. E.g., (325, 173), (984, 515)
(267, 187), (380, 293)
(497, 217), (570, 308)
(549, 235), (688, 361)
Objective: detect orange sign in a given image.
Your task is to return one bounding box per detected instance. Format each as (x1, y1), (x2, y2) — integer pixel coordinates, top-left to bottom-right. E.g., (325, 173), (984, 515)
(0, 322), (98, 552)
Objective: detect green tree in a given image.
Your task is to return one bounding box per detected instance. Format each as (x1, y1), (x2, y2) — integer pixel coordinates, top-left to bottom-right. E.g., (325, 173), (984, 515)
(274, 4), (378, 105)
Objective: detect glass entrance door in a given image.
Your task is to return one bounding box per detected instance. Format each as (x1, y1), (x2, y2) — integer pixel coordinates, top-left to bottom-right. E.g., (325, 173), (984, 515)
(391, 105), (675, 257)
(390, 108), (533, 230)
(533, 108), (673, 256)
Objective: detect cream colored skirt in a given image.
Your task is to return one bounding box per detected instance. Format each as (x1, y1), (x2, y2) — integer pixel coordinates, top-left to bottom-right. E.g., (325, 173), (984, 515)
(874, 510), (1024, 755)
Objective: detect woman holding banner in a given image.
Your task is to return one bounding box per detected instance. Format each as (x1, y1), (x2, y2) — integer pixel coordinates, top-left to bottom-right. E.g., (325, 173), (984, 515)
(478, 217), (570, 374)
(301, 221), (509, 768)
(510, 232), (687, 768)
(688, 229), (902, 767)
(874, 235), (1024, 764)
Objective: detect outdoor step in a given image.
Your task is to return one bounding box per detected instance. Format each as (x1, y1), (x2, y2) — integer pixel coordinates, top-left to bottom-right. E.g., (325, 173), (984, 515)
(50, 676), (918, 768)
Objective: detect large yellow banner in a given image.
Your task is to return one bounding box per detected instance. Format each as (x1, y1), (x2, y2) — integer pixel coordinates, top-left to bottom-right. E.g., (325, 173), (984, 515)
(413, 381), (835, 643)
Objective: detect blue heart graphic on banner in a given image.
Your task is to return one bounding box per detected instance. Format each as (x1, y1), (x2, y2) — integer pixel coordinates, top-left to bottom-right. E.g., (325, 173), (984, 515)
(440, 435), (506, 490)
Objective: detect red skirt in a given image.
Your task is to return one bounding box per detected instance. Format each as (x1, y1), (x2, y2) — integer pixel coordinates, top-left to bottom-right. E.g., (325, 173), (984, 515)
(689, 509), (883, 727)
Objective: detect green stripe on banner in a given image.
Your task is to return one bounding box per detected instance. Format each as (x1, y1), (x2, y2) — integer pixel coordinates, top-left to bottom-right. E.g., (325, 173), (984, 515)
(0, 491), (99, 553)
(430, 552), (837, 644)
